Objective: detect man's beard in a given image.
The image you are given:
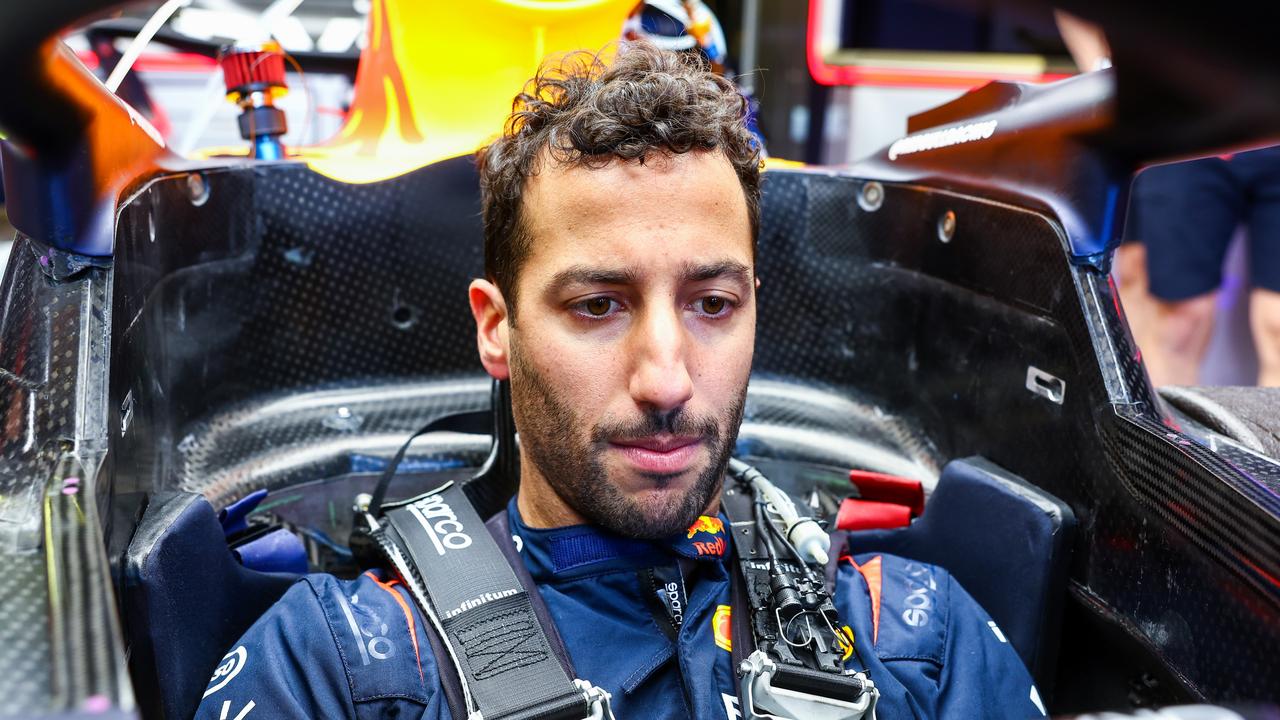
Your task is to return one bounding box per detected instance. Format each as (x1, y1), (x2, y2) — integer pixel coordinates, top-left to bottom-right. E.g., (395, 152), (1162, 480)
(509, 343), (746, 540)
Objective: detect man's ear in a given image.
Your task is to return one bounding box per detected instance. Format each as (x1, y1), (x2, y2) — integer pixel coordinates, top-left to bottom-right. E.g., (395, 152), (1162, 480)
(469, 279), (511, 380)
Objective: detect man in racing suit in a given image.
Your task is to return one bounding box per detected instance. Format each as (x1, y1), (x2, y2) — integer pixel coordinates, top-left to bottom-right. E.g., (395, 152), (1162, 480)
(195, 42), (1046, 720)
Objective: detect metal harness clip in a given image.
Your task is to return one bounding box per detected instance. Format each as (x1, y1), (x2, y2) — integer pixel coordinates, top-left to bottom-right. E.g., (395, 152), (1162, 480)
(574, 678), (617, 720)
(737, 650), (879, 720)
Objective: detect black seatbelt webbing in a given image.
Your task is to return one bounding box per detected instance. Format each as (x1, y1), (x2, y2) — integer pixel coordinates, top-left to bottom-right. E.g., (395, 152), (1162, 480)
(377, 483), (589, 720)
(486, 509), (577, 677)
(722, 485), (761, 675)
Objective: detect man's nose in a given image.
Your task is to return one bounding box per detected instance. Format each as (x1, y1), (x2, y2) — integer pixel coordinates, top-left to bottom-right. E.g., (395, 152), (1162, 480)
(628, 306), (694, 412)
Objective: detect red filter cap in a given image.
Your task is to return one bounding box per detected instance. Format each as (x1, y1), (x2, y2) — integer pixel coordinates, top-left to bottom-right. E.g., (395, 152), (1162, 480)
(220, 46), (287, 98)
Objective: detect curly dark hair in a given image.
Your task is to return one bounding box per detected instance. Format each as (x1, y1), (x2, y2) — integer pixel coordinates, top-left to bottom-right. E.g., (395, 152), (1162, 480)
(476, 41), (762, 313)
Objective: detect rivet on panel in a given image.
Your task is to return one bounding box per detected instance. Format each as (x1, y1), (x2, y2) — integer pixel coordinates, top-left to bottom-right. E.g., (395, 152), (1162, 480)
(858, 181), (884, 212)
(937, 210), (956, 243)
(324, 406), (364, 432)
(186, 173), (210, 207)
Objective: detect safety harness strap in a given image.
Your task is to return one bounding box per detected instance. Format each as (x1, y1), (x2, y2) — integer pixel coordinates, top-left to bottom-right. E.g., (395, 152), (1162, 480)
(486, 509), (577, 675)
(724, 486), (759, 676)
(375, 483), (591, 720)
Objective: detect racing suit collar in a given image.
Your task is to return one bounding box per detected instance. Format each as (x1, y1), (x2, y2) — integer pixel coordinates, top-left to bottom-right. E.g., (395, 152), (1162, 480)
(506, 497), (731, 582)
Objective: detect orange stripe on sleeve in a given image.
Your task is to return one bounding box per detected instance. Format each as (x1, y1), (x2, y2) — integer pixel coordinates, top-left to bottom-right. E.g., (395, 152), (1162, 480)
(365, 571), (425, 684)
(842, 555), (883, 645)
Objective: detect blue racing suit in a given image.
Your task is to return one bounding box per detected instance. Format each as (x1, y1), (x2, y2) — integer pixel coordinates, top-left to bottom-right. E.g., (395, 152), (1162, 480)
(195, 498), (1046, 719)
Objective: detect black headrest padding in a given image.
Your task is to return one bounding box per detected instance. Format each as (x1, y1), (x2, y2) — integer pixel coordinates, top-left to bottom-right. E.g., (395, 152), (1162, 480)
(463, 378), (520, 519)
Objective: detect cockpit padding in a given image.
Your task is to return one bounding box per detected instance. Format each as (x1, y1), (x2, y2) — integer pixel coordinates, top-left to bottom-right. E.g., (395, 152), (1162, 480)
(843, 456), (1076, 697)
(122, 492), (300, 720)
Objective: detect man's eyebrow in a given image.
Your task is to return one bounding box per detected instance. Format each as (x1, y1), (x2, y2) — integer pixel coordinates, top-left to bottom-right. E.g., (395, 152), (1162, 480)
(548, 265), (640, 288)
(682, 260), (753, 286)
(546, 261), (753, 290)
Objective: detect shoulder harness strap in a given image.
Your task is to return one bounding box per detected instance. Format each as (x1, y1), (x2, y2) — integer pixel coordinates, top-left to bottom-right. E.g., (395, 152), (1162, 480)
(368, 482), (611, 720)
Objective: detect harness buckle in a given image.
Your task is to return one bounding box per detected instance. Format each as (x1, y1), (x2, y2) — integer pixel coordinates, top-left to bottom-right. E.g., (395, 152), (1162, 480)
(574, 678), (616, 720)
(737, 650), (879, 720)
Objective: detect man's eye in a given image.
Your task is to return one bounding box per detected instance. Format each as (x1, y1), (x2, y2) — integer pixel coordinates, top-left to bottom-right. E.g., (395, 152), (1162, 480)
(696, 296), (730, 316)
(581, 297), (616, 317)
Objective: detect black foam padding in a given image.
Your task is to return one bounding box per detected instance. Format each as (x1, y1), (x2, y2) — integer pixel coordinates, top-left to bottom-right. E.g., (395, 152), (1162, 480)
(843, 456), (1076, 695)
(122, 492), (299, 720)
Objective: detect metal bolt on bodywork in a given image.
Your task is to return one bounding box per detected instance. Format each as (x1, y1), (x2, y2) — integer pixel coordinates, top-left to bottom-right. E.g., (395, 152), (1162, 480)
(324, 406), (364, 432)
(858, 181), (884, 212)
(186, 173), (210, 206)
(938, 210), (956, 243)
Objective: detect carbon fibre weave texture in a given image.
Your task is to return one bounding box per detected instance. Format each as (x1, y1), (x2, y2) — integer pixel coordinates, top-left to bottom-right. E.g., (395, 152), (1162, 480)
(0, 236), (128, 715)
(0, 239), (88, 540)
(110, 158), (488, 507)
(1096, 411), (1280, 699)
(755, 173), (1091, 492)
(113, 161), (943, 508)
(760, 172), (1279, 701)
(1214, 444), (1280, 496)
(0, 554), (51, 715)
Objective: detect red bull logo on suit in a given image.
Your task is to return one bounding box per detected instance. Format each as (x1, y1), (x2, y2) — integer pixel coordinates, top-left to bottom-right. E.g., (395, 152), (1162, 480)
(686, 516), (724, 538)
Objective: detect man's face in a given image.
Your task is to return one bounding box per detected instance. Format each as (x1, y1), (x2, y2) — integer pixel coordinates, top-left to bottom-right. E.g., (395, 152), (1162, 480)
(474, 150), (756, 539)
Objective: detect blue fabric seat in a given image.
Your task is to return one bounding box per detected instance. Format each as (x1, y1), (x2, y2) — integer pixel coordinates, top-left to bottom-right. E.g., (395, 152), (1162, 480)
(844, 456), (1076, 696)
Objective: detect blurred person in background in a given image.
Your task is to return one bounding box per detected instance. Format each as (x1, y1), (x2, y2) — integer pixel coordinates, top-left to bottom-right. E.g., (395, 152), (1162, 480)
(1056, 11), (1158, 381)
(1128, 149), (1280, 387)
(624, 0), (766, 149)
(1057, 10), (1280, 388)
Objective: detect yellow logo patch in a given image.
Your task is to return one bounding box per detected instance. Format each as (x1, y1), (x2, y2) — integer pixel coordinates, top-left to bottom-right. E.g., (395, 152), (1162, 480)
(713, 604), (732, 652)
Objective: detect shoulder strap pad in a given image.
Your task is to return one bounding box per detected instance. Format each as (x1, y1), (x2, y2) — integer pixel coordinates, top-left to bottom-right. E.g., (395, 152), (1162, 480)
(372, 482), (594, 720)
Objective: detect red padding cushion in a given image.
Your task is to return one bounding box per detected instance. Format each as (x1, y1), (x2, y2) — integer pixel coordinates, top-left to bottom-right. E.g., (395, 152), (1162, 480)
(849, 469), (925, 517)
(836, 498), (912, 532)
